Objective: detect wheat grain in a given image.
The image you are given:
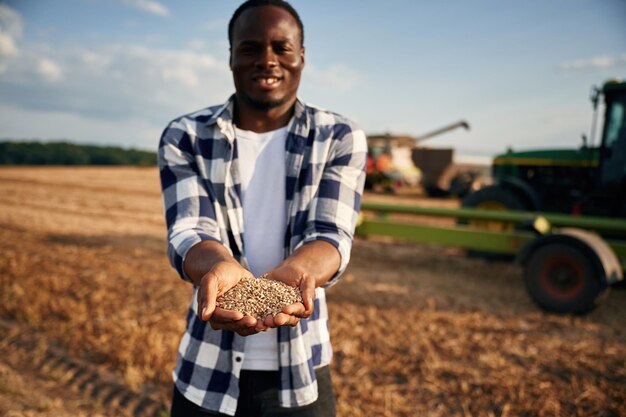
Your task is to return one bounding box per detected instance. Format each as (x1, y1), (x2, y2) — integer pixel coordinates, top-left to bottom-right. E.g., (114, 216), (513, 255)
(216, 274), (303, 318)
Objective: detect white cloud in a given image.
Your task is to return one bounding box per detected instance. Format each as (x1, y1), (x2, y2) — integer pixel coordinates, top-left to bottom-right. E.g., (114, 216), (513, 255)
(162, 66), (200, 88)
(0, 28), (234, 148)
(304, 64), (360, 93)
(1, 39), (231, 119)
(0, 5), (21, 76)
(0, 4), (22, 61)
(37, 58), (63, 82)
(0, 4), (22, 38)
(120, 0), (169, 17)
(187, 39), (207, 51)
(81, 51), (112, 67)
(204, 19), (229, 32)
(0, 32), (18, 55)
(560, 54), (626, 71)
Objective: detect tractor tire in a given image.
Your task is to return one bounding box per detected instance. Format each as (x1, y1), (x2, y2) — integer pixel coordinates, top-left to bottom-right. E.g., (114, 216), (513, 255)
(523, 243), (608, 314)
(460, 185), (529, 259)
(461, 185), (527, 213)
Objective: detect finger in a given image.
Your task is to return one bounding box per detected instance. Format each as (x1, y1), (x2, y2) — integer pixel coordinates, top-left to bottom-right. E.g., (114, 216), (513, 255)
(237, 315), (258, 328)
(273, 313), (288, 327)
(197, 276), (205, 318)
(273, 312), (300, 327)
(255, 317), (270, 332)
(300, 275), (316, 315)
(198, 274), (211, 321)
(238, 327), (259, 336)
(229, 316), (258, 335)
(209, 321), (226, 331)
(263, 314), (277, 328)
(219, 315), (256, 328)
(210, 315), (257, 330)
(254, 323), (268, 332)
(211, 321), (258, 336)
(282, 302), (307, 318)
(212, 307), (244, 323)
(199, 273), (218, 321)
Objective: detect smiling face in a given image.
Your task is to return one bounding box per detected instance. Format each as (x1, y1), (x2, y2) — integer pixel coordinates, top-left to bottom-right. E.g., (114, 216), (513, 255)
(229, 5), (305, 115)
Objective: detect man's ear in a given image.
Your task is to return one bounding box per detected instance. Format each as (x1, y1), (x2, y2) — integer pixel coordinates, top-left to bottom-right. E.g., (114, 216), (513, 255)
(229, 48), (233, 69)
(300, 46), (305, 67)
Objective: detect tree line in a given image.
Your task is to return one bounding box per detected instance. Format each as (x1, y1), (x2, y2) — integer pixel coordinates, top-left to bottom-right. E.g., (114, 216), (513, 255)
(0, 141), (157, 166)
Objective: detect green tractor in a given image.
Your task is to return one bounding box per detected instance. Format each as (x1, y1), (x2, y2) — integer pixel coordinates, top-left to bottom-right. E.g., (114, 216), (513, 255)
(461, 79), (626, 314)
(463, 79), (625, 218)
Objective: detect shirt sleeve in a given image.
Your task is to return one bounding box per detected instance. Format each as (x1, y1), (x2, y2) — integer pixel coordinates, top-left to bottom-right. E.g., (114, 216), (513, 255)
(300, 121), (367, 287)
(158, 121), (222, 281)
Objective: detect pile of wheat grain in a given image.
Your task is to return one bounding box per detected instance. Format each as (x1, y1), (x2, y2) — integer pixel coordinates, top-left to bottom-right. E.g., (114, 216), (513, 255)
(216, 275), (302, 318)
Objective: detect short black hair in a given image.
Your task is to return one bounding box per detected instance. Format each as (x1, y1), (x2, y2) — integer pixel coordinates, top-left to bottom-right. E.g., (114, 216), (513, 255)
(228, 0), (304, 47)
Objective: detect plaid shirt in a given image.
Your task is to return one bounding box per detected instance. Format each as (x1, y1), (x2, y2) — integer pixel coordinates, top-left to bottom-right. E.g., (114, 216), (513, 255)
(158, 96), (367, 415)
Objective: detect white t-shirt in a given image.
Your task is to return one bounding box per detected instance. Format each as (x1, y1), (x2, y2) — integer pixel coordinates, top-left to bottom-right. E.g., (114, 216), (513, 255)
(235, 125), (288, 371)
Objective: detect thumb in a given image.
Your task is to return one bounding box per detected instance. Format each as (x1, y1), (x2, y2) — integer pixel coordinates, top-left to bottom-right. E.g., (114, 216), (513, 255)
(198, 274), (218, 321)
(300, 275), (316, 315)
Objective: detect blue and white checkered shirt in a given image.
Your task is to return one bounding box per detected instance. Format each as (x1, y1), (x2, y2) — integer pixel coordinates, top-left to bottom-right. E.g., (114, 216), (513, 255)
(158, 96), (367, 415)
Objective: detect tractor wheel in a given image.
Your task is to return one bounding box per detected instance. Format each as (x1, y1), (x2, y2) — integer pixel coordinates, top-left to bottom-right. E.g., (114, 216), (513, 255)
(461, 185), (528, 231)
(523, 243), (608, 314)
(460, 185), (529, 259)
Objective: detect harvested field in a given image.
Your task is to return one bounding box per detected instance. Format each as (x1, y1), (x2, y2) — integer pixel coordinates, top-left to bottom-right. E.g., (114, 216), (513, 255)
(0, 166), (624, 417)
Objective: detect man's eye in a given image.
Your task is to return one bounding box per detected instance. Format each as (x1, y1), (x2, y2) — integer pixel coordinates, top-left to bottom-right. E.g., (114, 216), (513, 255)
(238, 45), (258, 54)
(274, 45), (291, 54)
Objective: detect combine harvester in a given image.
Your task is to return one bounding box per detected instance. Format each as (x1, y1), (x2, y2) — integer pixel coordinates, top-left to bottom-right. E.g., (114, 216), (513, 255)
(358, 80), (626, 314)
(366, 121), (490, 196)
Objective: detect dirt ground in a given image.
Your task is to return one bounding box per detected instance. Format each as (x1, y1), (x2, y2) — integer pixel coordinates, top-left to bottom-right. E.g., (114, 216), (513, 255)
(0, 167), (624, 417)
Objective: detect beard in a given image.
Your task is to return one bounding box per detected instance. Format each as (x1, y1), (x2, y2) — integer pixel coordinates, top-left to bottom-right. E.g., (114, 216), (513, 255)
(241, 93), (287, 111)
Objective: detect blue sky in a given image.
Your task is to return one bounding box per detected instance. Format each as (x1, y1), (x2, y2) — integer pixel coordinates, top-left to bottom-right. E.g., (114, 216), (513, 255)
(0, 0), (625, 157)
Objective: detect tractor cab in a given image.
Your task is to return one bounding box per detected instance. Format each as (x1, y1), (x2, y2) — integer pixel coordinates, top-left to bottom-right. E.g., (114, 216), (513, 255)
(585, 80), (626, 216)
(598, 82), (626, 190)
(463, 80), (626, 219)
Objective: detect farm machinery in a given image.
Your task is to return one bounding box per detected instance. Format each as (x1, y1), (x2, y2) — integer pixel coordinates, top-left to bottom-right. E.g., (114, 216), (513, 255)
(357, 80), (626, 314)
(365, 121), (488, 196)
(462, 79), (626, 219)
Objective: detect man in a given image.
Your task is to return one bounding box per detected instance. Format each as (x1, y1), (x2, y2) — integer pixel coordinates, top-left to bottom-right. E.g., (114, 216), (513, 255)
(158, 1), (366, 415)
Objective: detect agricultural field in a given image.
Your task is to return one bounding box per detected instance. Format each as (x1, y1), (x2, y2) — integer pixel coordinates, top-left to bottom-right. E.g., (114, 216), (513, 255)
(0, 166), (624, 417)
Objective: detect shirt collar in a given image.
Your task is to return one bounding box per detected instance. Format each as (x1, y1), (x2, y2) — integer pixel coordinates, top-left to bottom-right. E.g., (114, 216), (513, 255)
(211, 95), (310, 141)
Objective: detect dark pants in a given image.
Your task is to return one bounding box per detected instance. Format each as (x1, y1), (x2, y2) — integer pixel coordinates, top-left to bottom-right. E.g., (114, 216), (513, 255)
(170, 366), (336, 417)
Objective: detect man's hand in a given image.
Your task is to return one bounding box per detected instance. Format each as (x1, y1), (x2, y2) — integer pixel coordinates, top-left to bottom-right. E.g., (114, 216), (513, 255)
(209, 308), (268, 336)
(186, 240), (338, 334)
(197, 261), (268, 335)
(263, 263), (316, 328)
(261, 240), (340, 328)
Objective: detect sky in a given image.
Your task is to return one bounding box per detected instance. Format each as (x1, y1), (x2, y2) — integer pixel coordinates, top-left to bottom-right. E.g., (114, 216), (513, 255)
(0, 0), (625, 157)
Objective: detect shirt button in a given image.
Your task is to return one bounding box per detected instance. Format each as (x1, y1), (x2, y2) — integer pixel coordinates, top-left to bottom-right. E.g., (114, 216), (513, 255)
(235, 356), (242, 362)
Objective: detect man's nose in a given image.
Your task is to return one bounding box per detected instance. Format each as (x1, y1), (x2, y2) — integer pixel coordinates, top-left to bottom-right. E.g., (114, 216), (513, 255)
(255, 47), (277, 68)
